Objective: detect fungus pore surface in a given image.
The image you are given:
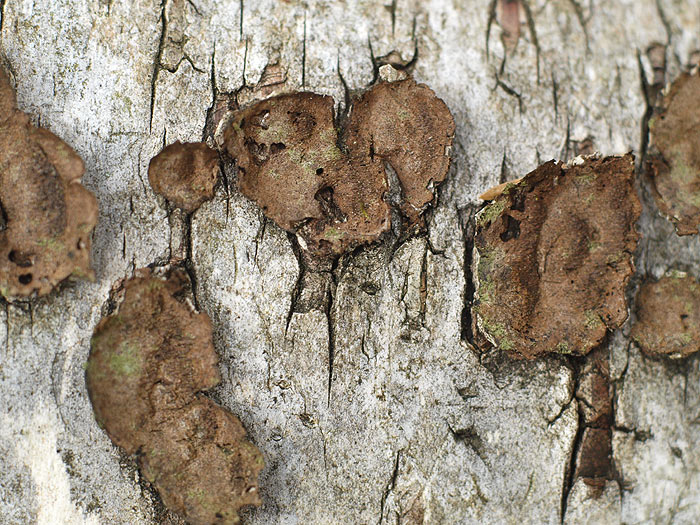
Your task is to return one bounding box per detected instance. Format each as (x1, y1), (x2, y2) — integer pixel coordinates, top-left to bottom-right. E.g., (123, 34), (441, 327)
(86, 268), (263, 525)
(473, 155), (641, 358)
(631, 272), (700, 358)
(647, 71), (700, 235)
(0, 67), (98, 300)
(148, 141), (220, 213)
(222, 78), (455, 257)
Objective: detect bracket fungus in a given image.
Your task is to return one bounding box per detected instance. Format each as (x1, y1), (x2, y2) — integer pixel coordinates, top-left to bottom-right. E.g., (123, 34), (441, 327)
(631, 272), (700, 358)
(647, 71), (700, 235)
(0, 67), (98, 300)
(148, 141), (220, 213)
(222, 78), (455, 257)
(473, 154), (641, 359)
(86, 268), (263, 525)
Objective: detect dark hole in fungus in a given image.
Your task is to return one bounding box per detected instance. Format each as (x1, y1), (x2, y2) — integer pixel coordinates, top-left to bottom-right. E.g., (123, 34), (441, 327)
(8, 250), (33, 267)
(499, 215), (520, 242)
(270, 142), (286, 154)
(18, 274), (32, 284)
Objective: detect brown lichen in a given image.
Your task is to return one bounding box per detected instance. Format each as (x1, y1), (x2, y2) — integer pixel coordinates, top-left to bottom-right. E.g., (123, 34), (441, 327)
(647, 71), (700, 235)
(148, 141), (220, 213)
(86, 268), (263, 525)
(473, 155), (641, 358)
(0, 67), (98, 300)
(222, 78), (455, 258)
(631, 272), (700, 358)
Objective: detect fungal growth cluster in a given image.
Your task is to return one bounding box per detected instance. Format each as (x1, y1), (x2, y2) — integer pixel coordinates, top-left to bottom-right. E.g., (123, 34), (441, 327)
(631, 272), (700, 358)
(222, 78), (455, 257)
(647, 70), (700, 235)
(86, 268), (263, 525)
(473, 155), (641, 358)
(0, 67), (98, 300)
(148, 141), (220, 213)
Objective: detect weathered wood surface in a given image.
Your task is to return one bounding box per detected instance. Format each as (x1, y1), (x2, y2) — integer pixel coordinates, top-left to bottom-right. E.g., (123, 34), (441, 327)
(1, 0), (699, 523)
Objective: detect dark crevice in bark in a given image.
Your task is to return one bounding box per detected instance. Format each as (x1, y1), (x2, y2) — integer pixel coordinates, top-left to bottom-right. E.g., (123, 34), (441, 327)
(0, 0), (6, 34)
(301, 11), (307, 89)
(239, 0), (244, 40)
(378, 449), (402, 525)
(485, 0), (498, 58)
(458, 204), (479, 346)
(560, 356), (584, 524)
(495, 77), (524, 114)
(183, 213), (200, 311)
(149, 0), (168, 132)
(387, 0), (397, 36)
(567, 0), (590, 51)
(521, 0), (542, 83)
(325, 281), (336, 407)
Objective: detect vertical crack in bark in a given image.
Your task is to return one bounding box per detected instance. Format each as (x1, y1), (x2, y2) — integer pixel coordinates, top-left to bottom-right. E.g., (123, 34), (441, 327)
(654, 0), (672, 45)
(325, 276), (336, 407)
(149, 0), (168, 132)
(560, 358), (584, 524)
(521, 0), (541, 83)
(183, 213), (200, 311)
(301, 11), (307, 89)
(567, 0), (590, 51)
(485, 0), (498, 59)
(388, 0), (397, 36)
(378, 449), (402, 525)
(0, 0), (7, 34)
(458, 204), (479, 345)
(239, 0), (244, 40)
(637, 50), (654, 168)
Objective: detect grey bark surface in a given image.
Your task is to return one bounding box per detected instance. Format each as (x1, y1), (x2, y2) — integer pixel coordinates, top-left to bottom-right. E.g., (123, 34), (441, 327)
(0, 1), (699, 524)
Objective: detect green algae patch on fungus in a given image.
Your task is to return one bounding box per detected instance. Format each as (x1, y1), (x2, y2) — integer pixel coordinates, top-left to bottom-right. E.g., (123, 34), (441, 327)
(631, 272), (700, 358)
(0, 67), (98, 301)
(647, 71), (700, 235)
(86, 268), (263, 525)
(222, 78), (455, 260)
(473, 155), (641, 359)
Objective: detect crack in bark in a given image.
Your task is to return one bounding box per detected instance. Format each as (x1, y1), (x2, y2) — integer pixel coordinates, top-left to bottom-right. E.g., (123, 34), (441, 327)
(149, 0), (168, 132)
(239, 0), (244, 40)
(183, 213), (200, 311)
(325, 277), (336, 407)
(458, 204), (479, 346)
(301, 11), (307, 89)
(378, 449), (402, 525)
(0, 0), (7, 34)
(567, 0), (590, 51)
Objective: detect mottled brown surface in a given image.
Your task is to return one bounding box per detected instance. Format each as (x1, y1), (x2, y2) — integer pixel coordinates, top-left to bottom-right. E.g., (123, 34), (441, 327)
(0, 67), (98, 300)
(647, 71), (700, 236)
(631, 273), (700, 358)
(223, 78), (454, 257)
(86, 268), (263, 525)
(473, 155), (641, 358)
(148, 141), (220, 213)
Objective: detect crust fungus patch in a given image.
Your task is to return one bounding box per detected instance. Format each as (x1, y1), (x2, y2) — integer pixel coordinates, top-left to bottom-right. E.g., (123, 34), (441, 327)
(86, 268), (263, 525)
(647, 71), (700, 235)
(0, 67), (98, 300)
(148, 141), (220, 213)
(631, 272), (700, 358)
(473, 155), (641, 359)
(222, 78), (455, 258)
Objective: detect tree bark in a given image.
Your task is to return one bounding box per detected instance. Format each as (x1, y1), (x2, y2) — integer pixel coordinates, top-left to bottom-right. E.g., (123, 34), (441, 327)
(1, 0), (699, 523)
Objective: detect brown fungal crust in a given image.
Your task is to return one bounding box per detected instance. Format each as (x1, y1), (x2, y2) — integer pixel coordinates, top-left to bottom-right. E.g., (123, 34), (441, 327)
(630, 273), (700, 358)
(473, 155), (641, 358)
(647, 71), (700, 235)
(0, 67), (98, 300)
(222, 78), (455, 256)
(148, 141), (220, 213)
(86, 269), (263, 525)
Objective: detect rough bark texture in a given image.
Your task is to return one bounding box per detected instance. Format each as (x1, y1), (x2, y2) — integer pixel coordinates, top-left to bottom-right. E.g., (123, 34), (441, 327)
(1, 1), (699, 524)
